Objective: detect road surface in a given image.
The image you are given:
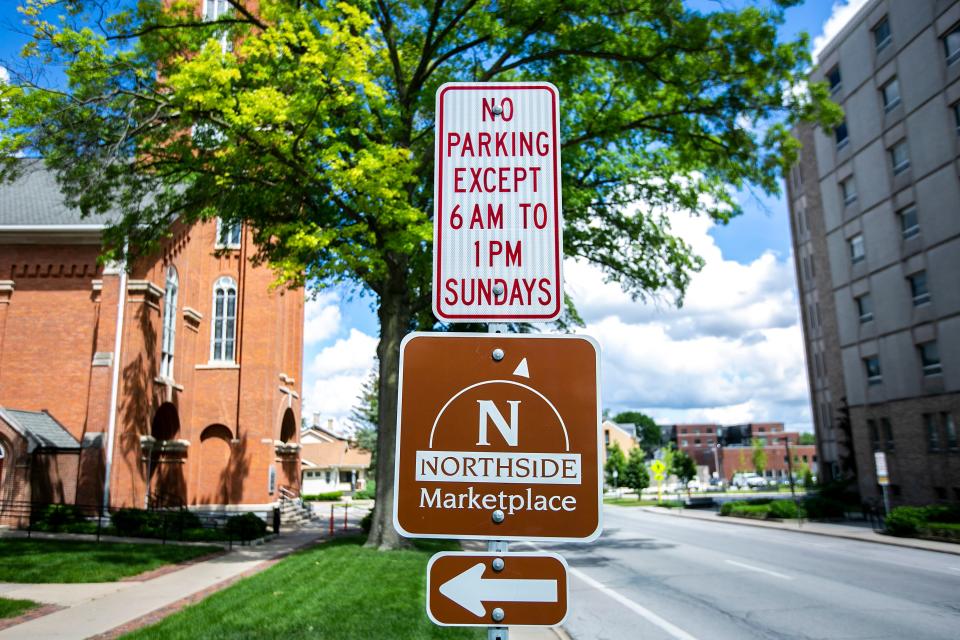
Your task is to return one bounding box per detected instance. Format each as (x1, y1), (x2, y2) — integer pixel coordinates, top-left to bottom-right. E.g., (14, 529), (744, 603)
(528, 505), (960, 640)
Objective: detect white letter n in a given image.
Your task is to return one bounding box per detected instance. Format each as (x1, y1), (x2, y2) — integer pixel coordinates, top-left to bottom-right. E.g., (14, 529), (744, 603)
(476, 400), (520, 447)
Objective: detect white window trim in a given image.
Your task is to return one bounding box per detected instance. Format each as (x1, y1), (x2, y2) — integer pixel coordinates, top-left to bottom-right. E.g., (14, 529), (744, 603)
(160, 266), (178, 381)
(210, 276), (238, 363)
(215, 218), (242, 249)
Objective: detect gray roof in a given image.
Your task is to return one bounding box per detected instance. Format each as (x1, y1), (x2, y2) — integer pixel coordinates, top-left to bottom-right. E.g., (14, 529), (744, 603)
(0, 159), (116, 227)
(0, 407), (80, 450)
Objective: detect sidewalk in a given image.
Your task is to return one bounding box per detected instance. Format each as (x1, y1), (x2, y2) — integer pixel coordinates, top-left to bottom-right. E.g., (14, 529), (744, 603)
(640, 505), (960, 555)
(0, 515), (359, 639)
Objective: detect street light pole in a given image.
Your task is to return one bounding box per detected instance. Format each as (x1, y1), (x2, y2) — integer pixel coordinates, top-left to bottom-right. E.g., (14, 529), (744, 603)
(712, 444), (721, 488)
(784, 436), (798, 504)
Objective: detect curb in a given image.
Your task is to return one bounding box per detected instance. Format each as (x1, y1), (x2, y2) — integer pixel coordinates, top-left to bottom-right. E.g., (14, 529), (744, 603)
(639, 506), (960, 556)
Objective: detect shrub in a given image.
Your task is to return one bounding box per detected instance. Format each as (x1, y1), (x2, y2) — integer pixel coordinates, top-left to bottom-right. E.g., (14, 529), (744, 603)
(34, 504), (86, 531)
(885, 506), (927, 537)
(225, 513), (267, 541)
(729, 504), (770, 519)
(802, 495), (847, 520)
(922, 505), (960, 524)
(925, 522), (960, 541)
(112, 508), (161, 536)
(768, 500), (801, 519)
(302, 491), (343, 502)
(353, 481), (376, 500)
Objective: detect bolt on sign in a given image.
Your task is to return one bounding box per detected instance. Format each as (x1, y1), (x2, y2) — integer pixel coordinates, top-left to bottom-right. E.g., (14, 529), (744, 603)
(392, 333), (602, 541)
(432, 82), (563, 322)
(427, 552), (568, 627)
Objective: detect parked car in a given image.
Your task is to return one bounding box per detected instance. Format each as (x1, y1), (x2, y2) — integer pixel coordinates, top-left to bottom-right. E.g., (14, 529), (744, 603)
(731, 473), (767, 489)
(686, 480), (704, 492)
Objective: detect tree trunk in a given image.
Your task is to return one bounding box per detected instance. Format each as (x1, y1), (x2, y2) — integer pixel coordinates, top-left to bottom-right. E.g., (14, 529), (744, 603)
(364, 262), (412, 550)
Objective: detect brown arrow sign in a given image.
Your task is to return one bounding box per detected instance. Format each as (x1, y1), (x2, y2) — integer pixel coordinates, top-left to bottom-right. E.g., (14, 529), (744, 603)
(427, 552), (569, 627)
(392, 332), (602, 541)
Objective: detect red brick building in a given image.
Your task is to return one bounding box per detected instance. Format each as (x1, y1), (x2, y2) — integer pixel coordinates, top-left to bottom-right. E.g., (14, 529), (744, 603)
(0, 161), (303, 515)
(666, 422), (818, 483)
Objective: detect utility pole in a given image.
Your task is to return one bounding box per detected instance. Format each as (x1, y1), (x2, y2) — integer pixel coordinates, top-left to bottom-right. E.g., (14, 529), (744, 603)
(784, 437), (799, 520)
(712, 443), (722, 488)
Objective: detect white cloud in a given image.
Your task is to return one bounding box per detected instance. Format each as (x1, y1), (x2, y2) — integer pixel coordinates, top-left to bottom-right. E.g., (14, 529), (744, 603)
(812, 0), (870, 62)
(0, 67), (8, 84)
(304, 291), (342, 345)
(567, 209), (812, 431)
(303, 328), (378, 422)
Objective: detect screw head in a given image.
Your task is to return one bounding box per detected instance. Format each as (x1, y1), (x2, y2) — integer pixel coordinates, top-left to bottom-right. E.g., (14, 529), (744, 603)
(492, 348), (505, 362)
(492, 557), (505, 572)
(492, 509), (505, 523)
(492, 283), (505, 296)
(492, 106), (503, 116)
(492, 607), (505, 622)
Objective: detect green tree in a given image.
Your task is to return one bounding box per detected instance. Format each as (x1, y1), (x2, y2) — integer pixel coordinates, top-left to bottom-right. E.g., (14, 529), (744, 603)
(752, 437), (768, 477)
(671, 449), (697, 496)
(623, 447), (650, 499)
(605, 442), (627, 489)
(0, 0), (838, 548)
(799, 432), (816, 445)
(613, 411), (661, 457)
(350, 368), (379, 476)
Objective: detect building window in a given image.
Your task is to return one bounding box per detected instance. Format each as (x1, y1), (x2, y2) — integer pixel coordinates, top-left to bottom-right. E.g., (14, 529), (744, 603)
(835, 120), (849, 148)
(211, 276), (238, 362)
(160, 266), (178, 379)
(945, 25), (960, 64)
(849, 234), (865, 264)
(926, 413), (941, 451)
(881, 418), (894, 451)
(856, 293), (873, 323)
(944, 413), (958, 450)
(695, 439), (701, 445)
(919, 341), (942, 376)
(864, 356), (882, 384)
(216, 218), (242, 249)
(873, 17), (891, 52)
(827, 66), (842, 93)
(881, 78), (900, 111)
(908, 271), (930, 306)
(203, 0), (232, 51)
(889, 140), (910, 174)
(868, 419), (880, 452)
(899, 207), (919, 239)
(840, 176), (857, 205)
(953, 103), (960, 135)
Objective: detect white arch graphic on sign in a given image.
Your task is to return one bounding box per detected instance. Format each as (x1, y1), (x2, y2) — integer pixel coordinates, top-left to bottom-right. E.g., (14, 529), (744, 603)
(428, 379), (569, 451)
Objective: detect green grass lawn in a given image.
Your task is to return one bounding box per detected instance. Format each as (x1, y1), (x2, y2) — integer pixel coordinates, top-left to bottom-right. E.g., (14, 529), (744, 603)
(123, 536), (484, 640)
(0, 539), (222, 583)
(0, 597), (38, 619)
(604, 498), (684, 507)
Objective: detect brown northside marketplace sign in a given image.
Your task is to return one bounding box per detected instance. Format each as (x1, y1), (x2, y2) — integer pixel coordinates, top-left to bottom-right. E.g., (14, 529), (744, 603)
(392, 332), (602, 541)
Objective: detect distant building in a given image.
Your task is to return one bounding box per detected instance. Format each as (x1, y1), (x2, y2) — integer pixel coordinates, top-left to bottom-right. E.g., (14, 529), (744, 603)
(300, 423), (370, 495)
(665, 423), (817, 483)
(787, 0), (960, 505)
(602, 421), (637, 463)
(0, 161), (304, 519)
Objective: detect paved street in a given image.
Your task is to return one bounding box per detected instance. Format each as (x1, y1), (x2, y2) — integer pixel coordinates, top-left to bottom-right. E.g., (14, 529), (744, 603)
(528, 505), (960, 640)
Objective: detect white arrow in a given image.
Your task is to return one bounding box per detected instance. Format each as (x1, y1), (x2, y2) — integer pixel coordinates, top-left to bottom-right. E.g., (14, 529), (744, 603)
(438, 563), (558, 617)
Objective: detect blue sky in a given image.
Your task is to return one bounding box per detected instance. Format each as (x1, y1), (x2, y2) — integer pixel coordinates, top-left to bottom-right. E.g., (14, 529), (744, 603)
(0, 1), (855, 433)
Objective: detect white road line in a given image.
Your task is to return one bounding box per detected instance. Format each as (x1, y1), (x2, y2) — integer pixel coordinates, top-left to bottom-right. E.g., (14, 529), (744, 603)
(523, 542), (700, 640)
(725, 559), (793, 580)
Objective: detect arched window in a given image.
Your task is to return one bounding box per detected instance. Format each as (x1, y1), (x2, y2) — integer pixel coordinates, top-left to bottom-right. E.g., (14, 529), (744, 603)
(216, 218), (241, 249)
(211, 276), (237, 362)
(160, 266), (178, 379)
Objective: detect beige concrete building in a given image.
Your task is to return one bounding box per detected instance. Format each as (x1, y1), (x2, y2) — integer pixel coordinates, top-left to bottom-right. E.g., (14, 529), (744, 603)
(787, 0), (960, 506)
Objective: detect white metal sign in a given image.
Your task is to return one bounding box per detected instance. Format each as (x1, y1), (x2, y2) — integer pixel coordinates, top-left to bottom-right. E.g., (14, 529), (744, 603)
(432, 82), (563, 323)
(874, 451), (889, 486)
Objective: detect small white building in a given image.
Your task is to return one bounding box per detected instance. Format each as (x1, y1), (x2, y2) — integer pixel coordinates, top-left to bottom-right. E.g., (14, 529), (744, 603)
(300, 424), (371, 495)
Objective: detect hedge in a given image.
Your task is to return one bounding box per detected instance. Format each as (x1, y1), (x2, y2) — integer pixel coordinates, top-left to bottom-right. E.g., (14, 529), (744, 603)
(301, 491), (343, 502)
(885, 505), (960, 538)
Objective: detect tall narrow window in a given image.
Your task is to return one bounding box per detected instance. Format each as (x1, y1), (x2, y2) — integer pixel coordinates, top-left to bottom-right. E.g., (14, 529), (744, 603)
(841, 176), (857, 205)
(864, 356), (882, 384)
(890, 140), (910, 174)
(908, 271), (930, 306)
(882, 418), (895, 451)
(868, 419), (880, 452)
(216, 218), (242, 249)
(945, 414), (958, 450)
(899, 207), (919, 239)
(203, 0), (231, 51)
(160, 266), (178, 379)
(856, 293), (873, 323)
(211, 276), (238, 362)
(827, 66), (842, 94)
(919, 341), (942, 376)
(849, 234), (865, 264)
(835, 120), (849, 148)
(926, 413), (941, 451)
(945, 25), (960, 64)
(881, 78), (900, 111)
(873, 17), (891, 52)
